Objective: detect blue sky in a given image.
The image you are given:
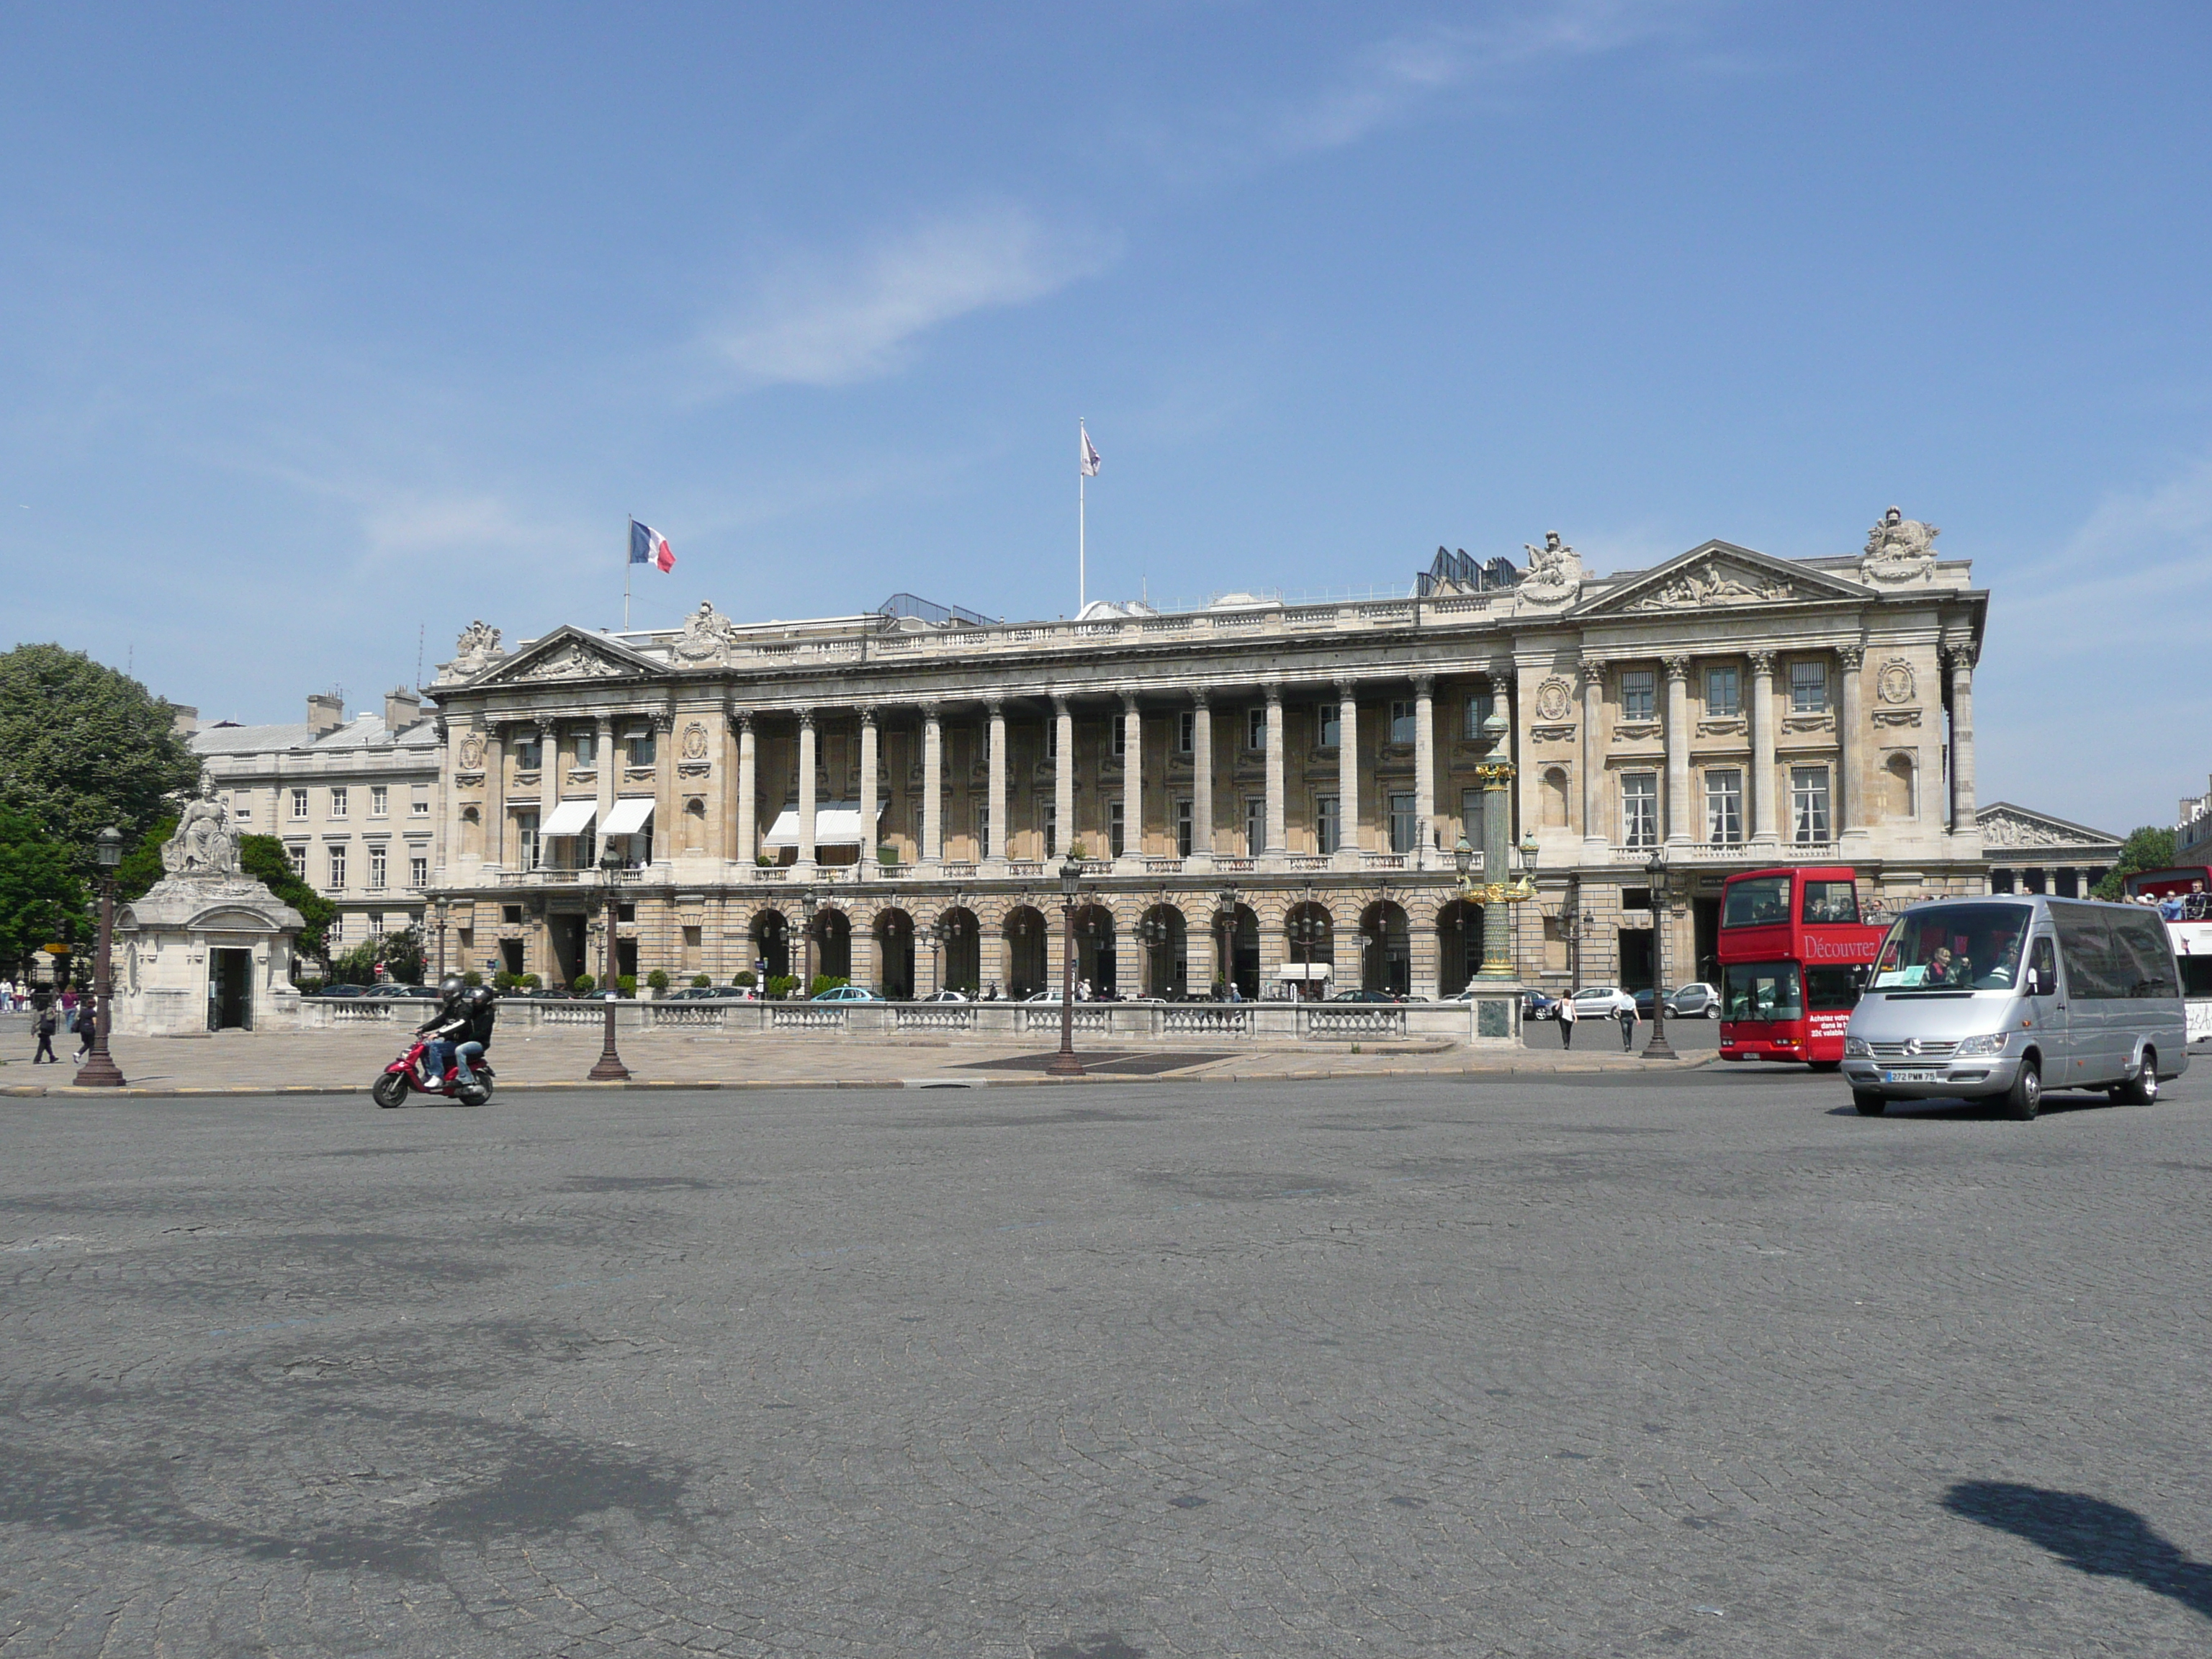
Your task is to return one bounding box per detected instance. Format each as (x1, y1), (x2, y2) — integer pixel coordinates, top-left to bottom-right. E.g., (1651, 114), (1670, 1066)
(4, 2), (2208, 835)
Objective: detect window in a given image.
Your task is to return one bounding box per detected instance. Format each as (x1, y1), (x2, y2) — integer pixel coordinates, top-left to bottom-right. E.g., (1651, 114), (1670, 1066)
(1725, 875), (1790, 927)
(572, 730), (597, 768)
(410, 786), (430, 817)
(1388, 792), (1417, 854)
(976, 799), (991, 857)
(1177, 711), (1195, 755)
(367, 912), (384, 937)
(1790, 660), (1828, 714)
(503, 904), (523, 925)
(328, 786), (348, 819)
(405, 854), (426, 889)
(1043, 801), (1058, 856)
(1246, 706), (1267, 751)
(1317, 703), (1341, 749)
(231, 793), (252, 822)
(369, 786), (388, 817)
(367, 845), (387, 889)
(1802, 879), (1859, 925)
(628, 730), (655, 768)
(1704, 769), (1744, 845)
(1622, 773), (1659, 848)
(1460, 788), (1485, 854)
(1791, 765), (1831, 842)
(1706, 665), (1740, 718)
(1463, 691), (1495, 739)
(516, 809), (539, 871)
(1620, 670), (1657, 721)
(1108, 801), (1125, 857)
(1044, 719), (1058, 760)
(513, 737), (541, 771)
(290, 788), (308, 820)
(1244, 796), (1264, 855)
(287, 844), (307, 878)
(1111, 717), (1127, 758)
(1174, 797), (1194, 857)
(1316, 795), (1341, 856)
(327, 846), (347, 888)
(1387, 700), (1416, 745)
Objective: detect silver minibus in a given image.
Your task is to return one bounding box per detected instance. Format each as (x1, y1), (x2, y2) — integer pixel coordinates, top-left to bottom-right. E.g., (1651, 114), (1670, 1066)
(1840, 895), (2188, 1119)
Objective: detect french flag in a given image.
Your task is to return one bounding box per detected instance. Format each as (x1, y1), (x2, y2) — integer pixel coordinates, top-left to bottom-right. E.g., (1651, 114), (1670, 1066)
(629, 518), (675, 573)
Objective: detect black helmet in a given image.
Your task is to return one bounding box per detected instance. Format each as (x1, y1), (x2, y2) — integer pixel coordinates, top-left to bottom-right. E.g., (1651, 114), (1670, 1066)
(462, 984), (498, 1013)
(438, 974), (466, 1006)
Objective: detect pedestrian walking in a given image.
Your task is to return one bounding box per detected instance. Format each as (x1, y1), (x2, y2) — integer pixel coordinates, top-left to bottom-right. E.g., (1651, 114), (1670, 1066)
(1557, 992), (1577, 1048)
(76, 997), (98, 1061)
(1617, 1002), (1637, 1051)
(32, 1003), (59, 1065)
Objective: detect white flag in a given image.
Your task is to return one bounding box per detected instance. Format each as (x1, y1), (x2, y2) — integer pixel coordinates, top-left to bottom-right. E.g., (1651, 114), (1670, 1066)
(1081, 423), (1101, 477)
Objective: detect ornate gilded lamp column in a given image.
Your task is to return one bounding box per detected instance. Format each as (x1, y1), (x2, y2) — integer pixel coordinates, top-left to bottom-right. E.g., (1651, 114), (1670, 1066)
(1475, 701), (1519, 981)
(74, 826), (125, 1088)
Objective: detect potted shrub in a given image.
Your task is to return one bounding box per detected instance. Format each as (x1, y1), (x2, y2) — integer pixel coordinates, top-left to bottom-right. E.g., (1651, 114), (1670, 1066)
(646, 968), (670, 999)
(732, 970), (757, 991)
(461, 970), (482, 987)
(689, 974), (711, 989)
(572, 974), (595, 996)
(617, 974), (637, 998)
(521, 973), (542, 991)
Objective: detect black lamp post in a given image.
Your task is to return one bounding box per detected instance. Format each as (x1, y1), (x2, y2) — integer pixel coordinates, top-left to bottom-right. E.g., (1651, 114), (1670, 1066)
(1047, 853), (1084, 1075)
(918, 921), (939, 997)
(1287, 884), (1326, 1002)
(1643, 844), (1676, 1061)
(1137, 901), (1172, 998)
(1215, 882), (1240, 999)
(431, 897), (449, 981)
(801, 888), (819, 995)
(588, 844), (631, 1080)
(75, 826), (125, 1089)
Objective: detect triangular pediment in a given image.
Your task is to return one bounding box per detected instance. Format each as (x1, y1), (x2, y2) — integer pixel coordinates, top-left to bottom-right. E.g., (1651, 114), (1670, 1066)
(1974, 802), (2123, 855)
(472, 626), (665, 688)
(1573, 541), (1874, 617)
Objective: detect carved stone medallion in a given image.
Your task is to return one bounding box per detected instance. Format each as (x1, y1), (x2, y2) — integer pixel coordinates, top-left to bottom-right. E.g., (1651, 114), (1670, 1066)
(1534, 677), (1573, 722)
(680, 720), (709, 760)
(1876, 659), (1916, 705)
(457, 733), (485, 769)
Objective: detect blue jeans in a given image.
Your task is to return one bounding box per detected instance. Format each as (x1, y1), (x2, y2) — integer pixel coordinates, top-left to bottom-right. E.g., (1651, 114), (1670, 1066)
(423, 1040), (457, 1084)
(455, 1040), (485, 1084)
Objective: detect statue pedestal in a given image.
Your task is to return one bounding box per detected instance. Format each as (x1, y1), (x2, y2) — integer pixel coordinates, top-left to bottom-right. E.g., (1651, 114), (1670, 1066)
(117, 875), (306, 1037)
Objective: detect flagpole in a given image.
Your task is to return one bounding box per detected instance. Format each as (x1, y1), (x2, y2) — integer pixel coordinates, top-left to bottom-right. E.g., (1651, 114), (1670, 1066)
(624, 517), (633, 631)
(1078, 418), (1087, 613)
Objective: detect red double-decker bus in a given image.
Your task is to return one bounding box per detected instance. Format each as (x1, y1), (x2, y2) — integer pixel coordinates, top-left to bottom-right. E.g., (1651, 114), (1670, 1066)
(1717, 867), (1887, 1069)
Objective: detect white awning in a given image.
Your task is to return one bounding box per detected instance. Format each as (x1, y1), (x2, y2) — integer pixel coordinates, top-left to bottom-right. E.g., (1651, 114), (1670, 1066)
(602, 797), (655, 836)
(760, 799), (884, 848)
(541, 799), (598, 837)
(1277, 962), (1334, 981)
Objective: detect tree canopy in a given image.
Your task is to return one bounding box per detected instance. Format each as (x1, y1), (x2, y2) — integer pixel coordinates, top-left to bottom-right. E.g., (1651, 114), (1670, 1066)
(2093, 826), (2181, 900)
(0, 644), (201, 870)
(0, 807), (84, 975)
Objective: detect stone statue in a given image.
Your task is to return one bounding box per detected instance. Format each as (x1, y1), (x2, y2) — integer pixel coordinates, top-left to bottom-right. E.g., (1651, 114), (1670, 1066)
(456, 619), (502, 659)
(1628, 560), (1791, 611)
(161, 792), (240, 877)
(673, 600), (742, 665)
(1517, 531), (1583, 606)
(1861, 506), (1940, 583)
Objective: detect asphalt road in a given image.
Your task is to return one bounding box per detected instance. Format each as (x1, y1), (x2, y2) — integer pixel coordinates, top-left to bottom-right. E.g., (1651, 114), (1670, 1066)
(1521, 1009), (1723, 1053)
(4, 1066), (2208, 1657)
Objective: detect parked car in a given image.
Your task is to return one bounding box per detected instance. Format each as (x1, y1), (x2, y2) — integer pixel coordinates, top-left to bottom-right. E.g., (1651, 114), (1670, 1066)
(917, 989), (971, 1003)
(1668, 981), (1719, 1019)
(305, 984), (370, 999)
(1327, 988), (1405, 1004)
(1570, 985), (1639, 1018)
(1022, 989), (1066, 1003)
(812, 985), (881, 1002)
(663, 985), (735, 1002)
(362, 984), (438, 1000)
(1523, 989), (1558, 1020)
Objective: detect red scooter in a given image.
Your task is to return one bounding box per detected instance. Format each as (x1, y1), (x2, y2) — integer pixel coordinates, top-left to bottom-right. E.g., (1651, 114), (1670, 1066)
(372, 1035), (494, 1107)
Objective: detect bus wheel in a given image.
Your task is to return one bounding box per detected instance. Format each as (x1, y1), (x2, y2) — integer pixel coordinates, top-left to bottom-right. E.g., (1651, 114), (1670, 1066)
(1853, 1091), (1886, 1116)
(2005, 1058), (2041, 1121)
(1808, 1060), (1841, 1074)
(2118, 1048), (2158, 1106)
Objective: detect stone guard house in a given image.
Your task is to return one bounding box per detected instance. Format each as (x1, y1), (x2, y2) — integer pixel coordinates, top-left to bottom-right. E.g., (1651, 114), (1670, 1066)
(422, 508), (1989, 1001)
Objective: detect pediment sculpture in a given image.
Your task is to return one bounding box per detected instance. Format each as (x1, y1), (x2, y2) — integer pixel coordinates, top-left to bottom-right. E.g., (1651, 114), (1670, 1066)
(1627, 559), (1793, 611)
(1516, 531), (1583, 608)
(1978, 808), (2104, 852)
(673, 601), (745, 665)
(518, 640), (620, 682)
(452, 619), (504, 669)
(1860, 505), (1940, 583)
(161, 793), (241, 878)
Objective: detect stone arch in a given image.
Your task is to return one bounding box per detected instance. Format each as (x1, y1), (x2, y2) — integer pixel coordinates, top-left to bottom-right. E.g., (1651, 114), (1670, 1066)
(873, 907), (915, 999)
(680, 796), (708, 853)
(1884, 752), (1916, 819)
(935, 905), (981, 995)
(749, 908), (790, 981)
(1002, 904), (1049, 998)
(460, 804), (482, 859)
(1357, 899), (1413, 995)
(1282, 898), (1336, 1000)
(1436, 898), (1483, 997)
(1071, 902), (1118, 995)
(1542, 767), (1570, 830)
(1134, 903), (1188, 998)
(807, 904), (851, 984)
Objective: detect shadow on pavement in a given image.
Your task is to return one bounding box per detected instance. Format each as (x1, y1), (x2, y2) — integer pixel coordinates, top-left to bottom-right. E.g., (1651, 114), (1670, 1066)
(1827, 1092), (2128, 1120)
(1943, 1481), (2212, 1619)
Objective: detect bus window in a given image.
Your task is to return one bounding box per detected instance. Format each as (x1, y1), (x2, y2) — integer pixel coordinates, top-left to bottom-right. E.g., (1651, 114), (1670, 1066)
(1804, 966), (1862, 1012)
(1802, 880), (1860, 925)
(1724, 876), (1791, 928)
(1723, 961), (1803, 1022)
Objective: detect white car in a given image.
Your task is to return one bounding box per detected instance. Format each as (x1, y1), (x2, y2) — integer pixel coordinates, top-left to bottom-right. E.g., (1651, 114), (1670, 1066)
(1570, 985), (1640, 1018)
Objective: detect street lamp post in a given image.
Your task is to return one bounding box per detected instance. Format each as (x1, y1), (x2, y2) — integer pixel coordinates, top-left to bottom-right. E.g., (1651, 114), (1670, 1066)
(431, 897), (449, 981)
(74, 826), (126, 1088)
(1047, 854), (1084, 1075)
(1287, 884), (1326, 1003)
(917, 922), (938, 997)
(800, 889), (818, 996)
(1215, 883), (1241, 999)
(1643, 844), (1676, 1061)
(588, 845), (631, 1080)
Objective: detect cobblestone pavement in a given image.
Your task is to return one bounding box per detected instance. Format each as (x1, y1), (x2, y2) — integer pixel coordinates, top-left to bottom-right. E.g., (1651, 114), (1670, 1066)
(4, 1069), (2210, 1656)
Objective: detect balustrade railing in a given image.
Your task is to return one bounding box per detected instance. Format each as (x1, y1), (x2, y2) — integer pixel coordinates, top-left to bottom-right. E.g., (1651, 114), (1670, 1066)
(770, 1006), (847, 1030)
(1020, 1007), (1109, 1035)
(1162, 1006), (1251, 1037)
(1302, 1007), (1407, 1038)
(895, 1006), (975, 1031)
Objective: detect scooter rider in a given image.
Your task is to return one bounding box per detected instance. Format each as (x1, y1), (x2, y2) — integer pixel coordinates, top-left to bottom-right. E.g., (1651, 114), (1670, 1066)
(415, 976), (469, 1088)
(451, 984), (498, 1090)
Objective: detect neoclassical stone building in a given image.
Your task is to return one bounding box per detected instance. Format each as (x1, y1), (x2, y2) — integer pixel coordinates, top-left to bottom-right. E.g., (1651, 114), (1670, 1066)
(422, 508), (1989, 1000)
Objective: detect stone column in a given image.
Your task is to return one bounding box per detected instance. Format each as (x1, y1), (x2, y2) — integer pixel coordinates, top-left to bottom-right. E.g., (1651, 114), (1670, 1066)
(857, 707), (880, 878)
(922, 704), (944, 865)
(1477, 757), (1517, 980)
(482, 726), (505, 867)
(651, 713), (675, 867)
(1664, 655), (1691, 845)
(1264, 684), (1287, 858)
(521, 722), (548, 871)
(593, 715), (616, 853)
(1053, 694), (1075, 860)
(1120, 691), (1143, 868)
(1190, 691), (1215, 868)
(734, 711), (757, 866)
(1579, 657), (1607, 850)
(986, 699), (1007, 866)
(1947, 644), (1977, 832)
(1748, 650), (1779, 846)
(796, 711), (817, 869)
(1838, 644), (1867, 844)
(1335, 678), (1361, 869)
(1413, 674), (1436, 869)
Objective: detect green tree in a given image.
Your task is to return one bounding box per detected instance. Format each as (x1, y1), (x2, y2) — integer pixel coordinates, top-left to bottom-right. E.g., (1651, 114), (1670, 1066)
(0, 644), (201, 869)
(0, 808), (84, 976)
(2094, 826), (2181, 900)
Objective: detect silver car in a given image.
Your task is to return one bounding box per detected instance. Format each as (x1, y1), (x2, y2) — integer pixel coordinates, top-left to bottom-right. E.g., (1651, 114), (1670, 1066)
(1841, 895), (2187, 1120)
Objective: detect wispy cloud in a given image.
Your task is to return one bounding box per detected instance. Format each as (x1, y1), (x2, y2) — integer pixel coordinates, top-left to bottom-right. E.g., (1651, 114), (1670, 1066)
(709, 204), (1116, 389)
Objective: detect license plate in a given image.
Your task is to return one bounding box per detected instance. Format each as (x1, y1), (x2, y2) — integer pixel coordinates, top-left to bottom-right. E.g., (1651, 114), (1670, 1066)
(1884, 1068), (1941, 1084)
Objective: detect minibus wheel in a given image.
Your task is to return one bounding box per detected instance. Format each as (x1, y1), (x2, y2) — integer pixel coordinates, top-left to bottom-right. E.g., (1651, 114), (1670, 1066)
(2116, 1048), (2158, 1106)
(2004, 1057), (2041, 1120)
(1853, 1090), (1886, 1116)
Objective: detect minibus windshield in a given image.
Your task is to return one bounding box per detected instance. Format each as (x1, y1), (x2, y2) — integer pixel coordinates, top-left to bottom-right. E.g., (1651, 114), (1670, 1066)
(1870, 904), (2033, 992)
